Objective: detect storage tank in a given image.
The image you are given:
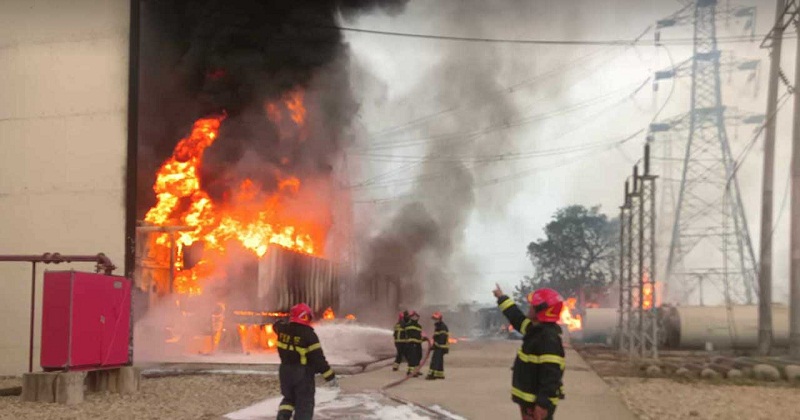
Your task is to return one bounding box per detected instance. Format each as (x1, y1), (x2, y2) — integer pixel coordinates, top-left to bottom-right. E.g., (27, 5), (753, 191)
(580, 308), (617, 343)
(662, 305), (789, 349)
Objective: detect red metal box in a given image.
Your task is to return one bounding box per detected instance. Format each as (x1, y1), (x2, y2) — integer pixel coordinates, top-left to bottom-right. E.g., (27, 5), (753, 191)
(41, 271), (131, 370)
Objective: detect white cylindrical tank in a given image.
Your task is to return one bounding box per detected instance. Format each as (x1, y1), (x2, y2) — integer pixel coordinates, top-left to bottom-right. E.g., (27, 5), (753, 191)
(581, 308), (617, 343)
(663, 305), (789, 349)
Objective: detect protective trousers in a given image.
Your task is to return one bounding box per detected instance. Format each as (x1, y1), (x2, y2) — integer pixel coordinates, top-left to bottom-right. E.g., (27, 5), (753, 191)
(520, 405), (556, 420)
(428, 348), (445, 378)
(277, 364), (315, 420)
(393, 343), (406, 369)
(405, 343), (422, 374)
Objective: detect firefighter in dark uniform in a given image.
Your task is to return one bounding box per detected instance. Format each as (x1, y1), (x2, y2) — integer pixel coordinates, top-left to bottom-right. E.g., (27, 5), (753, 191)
(426, 311), (449, 380)
(403, 310), (424, 377)
(274, 303), (337, 420)
(493, 284), (565, 420)
(392, 311), (408, 371)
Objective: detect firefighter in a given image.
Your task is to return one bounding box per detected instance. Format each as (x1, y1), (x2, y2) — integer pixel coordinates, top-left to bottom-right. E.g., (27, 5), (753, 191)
(403, 310), (424, 377)
(426, 311), (449, 380)
(274, 303), (337, 420)
(493, 284), (565, 420)
(392, 311), (408, 371)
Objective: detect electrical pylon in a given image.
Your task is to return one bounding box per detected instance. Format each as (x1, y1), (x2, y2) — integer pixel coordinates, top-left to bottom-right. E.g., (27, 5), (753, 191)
(658, 0), (759, 305)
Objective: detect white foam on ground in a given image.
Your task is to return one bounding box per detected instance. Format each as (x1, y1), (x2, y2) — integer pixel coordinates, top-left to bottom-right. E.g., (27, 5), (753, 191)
(428, 405), (467, 420)
(225, 389), (434, 420)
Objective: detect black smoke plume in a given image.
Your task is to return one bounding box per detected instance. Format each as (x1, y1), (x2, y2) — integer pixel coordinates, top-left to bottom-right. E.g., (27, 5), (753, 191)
(137, 0), (407, 216)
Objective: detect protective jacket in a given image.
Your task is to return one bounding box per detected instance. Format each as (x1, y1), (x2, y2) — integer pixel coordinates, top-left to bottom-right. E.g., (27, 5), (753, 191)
(497, 295), (565, 412)
(394, 320), (407, 343)
(432, 320), (449, 353)
(403, 319), (424, 373)
(274, 320), (335, 379)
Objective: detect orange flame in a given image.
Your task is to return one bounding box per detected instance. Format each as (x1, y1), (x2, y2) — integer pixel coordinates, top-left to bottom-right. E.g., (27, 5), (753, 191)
(642, 275), (661, 310)
(266, 89), (308, 142)
(448, 338), (458, 344)
(345, 314), (356, 321)
(322, 307), (335, 320)
(237, 323), (279, 353)
(560, 298), (582, 332)
(144, 95), (324, 295)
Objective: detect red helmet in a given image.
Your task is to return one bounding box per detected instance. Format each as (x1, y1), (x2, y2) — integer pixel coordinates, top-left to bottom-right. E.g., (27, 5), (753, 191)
(527, 288), (563, 323)
(431, 311), (442, 321)
(398, 312), (404, 322)
(290, 303), (313, 326)
(408, 310), (419, 320)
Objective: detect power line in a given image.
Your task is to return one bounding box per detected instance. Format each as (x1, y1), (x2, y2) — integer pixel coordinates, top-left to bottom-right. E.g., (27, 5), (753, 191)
(337, 24), (791, 46)
(354, 76), (650, 154)
(353, 129), (643, 204)
(358, 47), (641, 149)
(349, 88), (649, 192)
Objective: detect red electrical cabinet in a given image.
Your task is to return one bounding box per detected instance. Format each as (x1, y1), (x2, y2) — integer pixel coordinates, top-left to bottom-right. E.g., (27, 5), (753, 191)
(41, 271), (131, 371)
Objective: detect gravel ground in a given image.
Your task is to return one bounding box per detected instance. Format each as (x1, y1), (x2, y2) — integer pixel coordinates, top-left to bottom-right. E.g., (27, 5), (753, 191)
(608, 377), (800, 420)
(0, 374), (280, 420)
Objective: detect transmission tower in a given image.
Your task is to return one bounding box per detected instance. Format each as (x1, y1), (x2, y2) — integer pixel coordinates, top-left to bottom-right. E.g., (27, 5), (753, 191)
(657, 0), (759, 305)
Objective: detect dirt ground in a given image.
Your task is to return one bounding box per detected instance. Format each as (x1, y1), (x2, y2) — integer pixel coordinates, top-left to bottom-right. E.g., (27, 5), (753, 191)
(576, 345), (800, 420)
(609, 377), (800, 420)
(0, 374), (280, 420)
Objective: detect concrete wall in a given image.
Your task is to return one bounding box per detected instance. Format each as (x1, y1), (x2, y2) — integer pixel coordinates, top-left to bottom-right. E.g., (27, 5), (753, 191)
(0, 0), (130, 375)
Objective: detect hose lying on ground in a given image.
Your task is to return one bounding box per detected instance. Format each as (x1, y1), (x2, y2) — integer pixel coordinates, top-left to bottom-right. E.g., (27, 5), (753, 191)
(381, 338), (433, 390)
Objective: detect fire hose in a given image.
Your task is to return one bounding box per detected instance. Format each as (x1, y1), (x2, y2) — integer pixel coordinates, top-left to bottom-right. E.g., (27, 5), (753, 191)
(381, 337), (434, 390)
(379, 338), (455, 419)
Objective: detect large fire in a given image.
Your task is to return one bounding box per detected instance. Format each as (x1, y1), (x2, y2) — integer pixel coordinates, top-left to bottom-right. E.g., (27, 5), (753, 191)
(560, 298), (582, 332)
(145, 90), (322, 296)
(146, 90), (331, 354)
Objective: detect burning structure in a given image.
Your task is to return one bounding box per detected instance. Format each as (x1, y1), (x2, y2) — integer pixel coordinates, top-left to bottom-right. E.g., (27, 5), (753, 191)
(133, 0), (408, 358)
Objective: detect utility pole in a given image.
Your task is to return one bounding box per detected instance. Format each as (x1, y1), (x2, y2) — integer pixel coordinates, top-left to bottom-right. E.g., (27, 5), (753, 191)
(792, 10), (800, 359)
(757, 0), (787, 356)
(765, 0), (800, 359)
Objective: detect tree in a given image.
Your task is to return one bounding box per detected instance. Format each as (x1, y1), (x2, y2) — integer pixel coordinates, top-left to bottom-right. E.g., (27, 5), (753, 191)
(516, 205), (618, 303)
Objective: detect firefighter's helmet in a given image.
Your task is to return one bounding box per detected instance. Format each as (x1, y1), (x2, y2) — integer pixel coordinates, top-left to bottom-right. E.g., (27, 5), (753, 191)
(527, 288), (563, 323)
(408, 310), (420, 320)
(398, 312), (404, 322)
(431, 311), (442, 321)
(290, 303), (314, 326)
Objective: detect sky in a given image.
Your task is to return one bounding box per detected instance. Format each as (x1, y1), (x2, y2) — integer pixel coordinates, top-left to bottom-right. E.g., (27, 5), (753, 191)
(338, 0), (791, 306)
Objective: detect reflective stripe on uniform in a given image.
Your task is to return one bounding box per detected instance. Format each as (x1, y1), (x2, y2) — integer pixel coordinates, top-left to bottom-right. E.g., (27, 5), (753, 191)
(406, 339), (425, 343)
(276, 340), (322, 365)
(511, 387), (560, 406)
(404, 326), (422, 331)
(433, 331), (448, 336)
(516, 350), (566, 369)
(278, 404), (294, 412)
(498, 298), (515, 311)
(520, 318), (531, 335)
(322, 369), (334, 379)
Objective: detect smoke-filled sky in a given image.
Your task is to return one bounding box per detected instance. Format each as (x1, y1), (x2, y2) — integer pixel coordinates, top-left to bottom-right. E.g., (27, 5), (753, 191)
(343, 0), (790, 305)
(138, 0), (793, 309)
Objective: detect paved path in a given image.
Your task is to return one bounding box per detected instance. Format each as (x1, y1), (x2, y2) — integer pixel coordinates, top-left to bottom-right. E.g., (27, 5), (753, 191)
(340, 339), (637, 420)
